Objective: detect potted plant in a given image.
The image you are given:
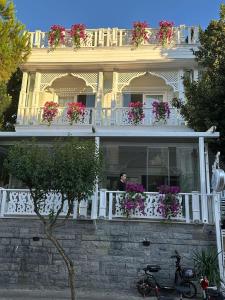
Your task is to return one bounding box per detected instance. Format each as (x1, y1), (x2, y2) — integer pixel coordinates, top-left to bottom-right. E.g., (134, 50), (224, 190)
(152, 101), (170, 123)
(157, 185), (181, 219)
(127, 101), (145, 125)
(48, 25), (65, 49)
(171, 97), (183, 109)
(157, 20), (174, 46)
(42, 101), (59, 126)
(120, 182), (146, 218)
(193, 249), (221, 287)
(69, 24), (87, 49)
(66, 102), (86, 125)
(131, 21), (149, 47)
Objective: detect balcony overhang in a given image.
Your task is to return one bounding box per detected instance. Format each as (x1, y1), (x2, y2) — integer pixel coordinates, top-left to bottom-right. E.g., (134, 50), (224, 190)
(0, 127), (219, 140)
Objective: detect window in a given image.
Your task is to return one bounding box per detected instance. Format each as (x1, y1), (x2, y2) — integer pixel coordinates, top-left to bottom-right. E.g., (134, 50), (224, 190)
(58, 94), (96, 107)
(144, 94), (164, 107)
(123, 94), (143, 107)
(77, 95), (95, 108)
(58, 96), (74, 107)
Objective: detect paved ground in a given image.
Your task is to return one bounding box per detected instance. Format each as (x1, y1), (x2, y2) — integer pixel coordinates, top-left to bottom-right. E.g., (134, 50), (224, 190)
(0, 289), (201, 300)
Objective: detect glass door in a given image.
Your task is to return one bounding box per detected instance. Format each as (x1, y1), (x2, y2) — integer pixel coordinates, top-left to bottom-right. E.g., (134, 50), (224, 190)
(146, 147), (169, 191)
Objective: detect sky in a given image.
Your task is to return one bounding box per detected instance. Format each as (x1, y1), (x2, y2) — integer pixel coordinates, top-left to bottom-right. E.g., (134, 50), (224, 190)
(13, 0), (224, 31)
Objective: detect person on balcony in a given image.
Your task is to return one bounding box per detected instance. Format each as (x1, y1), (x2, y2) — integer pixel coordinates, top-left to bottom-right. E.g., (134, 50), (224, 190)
(117, 173), (127, 191)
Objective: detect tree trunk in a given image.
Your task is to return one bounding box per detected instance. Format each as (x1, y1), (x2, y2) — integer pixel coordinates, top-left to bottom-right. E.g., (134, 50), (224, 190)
(45, 227), (76, 300)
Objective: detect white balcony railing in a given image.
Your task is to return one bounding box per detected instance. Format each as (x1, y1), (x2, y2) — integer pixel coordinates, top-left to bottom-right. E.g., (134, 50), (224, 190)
(29, 26), (199, 49)
(0, 189), (215, 224)
(16, 106), (185, 127)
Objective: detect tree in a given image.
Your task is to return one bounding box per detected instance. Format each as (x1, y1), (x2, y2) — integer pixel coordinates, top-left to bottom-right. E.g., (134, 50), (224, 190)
(3, 69), (22, 130)
(5, 138), (102, 300)
(0, 0), (30, 82)
(0, 0), (30, 130)
(180, 4), (225, 161)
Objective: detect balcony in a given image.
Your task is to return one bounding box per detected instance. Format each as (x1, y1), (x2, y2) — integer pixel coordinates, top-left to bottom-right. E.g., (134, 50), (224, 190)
(16, 106), (185, 128)
(29, 26), (199, 49)
(0, 189), (214, 224)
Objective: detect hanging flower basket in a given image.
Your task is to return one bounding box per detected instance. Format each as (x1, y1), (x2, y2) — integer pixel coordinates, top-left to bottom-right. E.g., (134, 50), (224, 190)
(157, 185), (181, 220)
(42, 101), (59, 125)
(66, 102), (86, 125)
(120, 183), (146, 218)
(152, 101), (170, 123)
(69, 24), (87, 49)
(48, 25), (65, 49)
(127, 101), (145, 125)
(157, 20), (174, 46)
(131, 21), (149, 47)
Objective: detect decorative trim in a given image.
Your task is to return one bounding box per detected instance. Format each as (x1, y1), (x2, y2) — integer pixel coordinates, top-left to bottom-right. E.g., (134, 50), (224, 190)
(118, 71), (179, 92)
(40, 72), (98, 92)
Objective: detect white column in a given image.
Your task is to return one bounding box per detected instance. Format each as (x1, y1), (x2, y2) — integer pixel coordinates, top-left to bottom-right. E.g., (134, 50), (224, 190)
(214, 192), (224, 279)
(33, 72), (41, 106)
(178, 70), (185, 101)
(91, 137), (100, 220)
(97, 72), (103, 105)
(199, 137), (208, 223)
(205, 143), (210, 194)
(193, 69), (198, 82)
(99, 189), (107, 218)
(17, 72), (28, 125)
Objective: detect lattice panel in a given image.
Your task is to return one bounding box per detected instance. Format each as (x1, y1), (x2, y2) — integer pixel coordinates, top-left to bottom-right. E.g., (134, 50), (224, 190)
(117, 72), (146, 92)
(71, 73), (98, 92)
(117, 71), (179, 92)
(150, 71), (179, 91)
(40, 73), (98, 92)
(113, 193), (183, 219)
(40, 73), (66, 91)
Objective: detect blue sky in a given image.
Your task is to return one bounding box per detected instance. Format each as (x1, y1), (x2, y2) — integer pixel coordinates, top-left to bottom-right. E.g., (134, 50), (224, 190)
(13, 0), (224, 31)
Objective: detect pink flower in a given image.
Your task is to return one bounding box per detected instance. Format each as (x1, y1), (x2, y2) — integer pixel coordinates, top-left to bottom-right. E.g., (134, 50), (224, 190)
(157, 20), (174, 46)
(131, 21), (149, 47)
(66, 102), (86, 125)
(48, 25), (65, 49)
(42, 101), (59, 125)
(69, 24), (87, 48)
(127, 101), (145, 125)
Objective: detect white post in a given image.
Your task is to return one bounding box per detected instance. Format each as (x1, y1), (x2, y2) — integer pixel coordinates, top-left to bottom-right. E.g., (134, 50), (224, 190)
(0, 189), (7, 217)
(184, 194), (190, 223)
(73, 199), (78, 219)
(79, 199), (88, 217)
(108, 192), (113, 220)
(178, 70), (185, 101)
(192, 191), (200, 222)
(99, 189), (107, 218)
(91, 137), (100, 220)
(205, 144), (211, 194)
(199, 137), (208, 223)
(214, 192), (224, 279)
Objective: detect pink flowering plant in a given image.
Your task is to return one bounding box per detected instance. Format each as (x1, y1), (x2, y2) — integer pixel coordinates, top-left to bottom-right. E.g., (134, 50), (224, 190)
(128, 101), (145, 125)
(42, 101), (59, 125)
(157, 185), (182, 219)
(152, 101), (170, 123)
(70, 24), (87, 49)
(131, 21), (149, 47)
(157, 20), (174, 46)
(120, 183), (146, 217)
(66, 102), (86, 125)
(48, 25), (65, 49)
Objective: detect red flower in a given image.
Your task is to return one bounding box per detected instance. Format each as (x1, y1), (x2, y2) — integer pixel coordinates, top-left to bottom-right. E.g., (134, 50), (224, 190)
(131, 21), (149, 47)
(69, 24), (87, 49)
(127, 101), (145, 125)
(48, 25), (65, 49)
(157, 20), (174, 46)
(42, 101), (59, 125)
(67, 102), (86, 124)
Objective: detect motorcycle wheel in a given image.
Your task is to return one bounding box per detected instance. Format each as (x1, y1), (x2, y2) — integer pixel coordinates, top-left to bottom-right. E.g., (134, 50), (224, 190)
(180, 281), (197, 298)
(137, 279), (152, 297)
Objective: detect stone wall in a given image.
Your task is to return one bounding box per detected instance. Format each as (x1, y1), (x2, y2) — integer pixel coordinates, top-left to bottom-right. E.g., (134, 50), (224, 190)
(0, 218), (216, 291)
